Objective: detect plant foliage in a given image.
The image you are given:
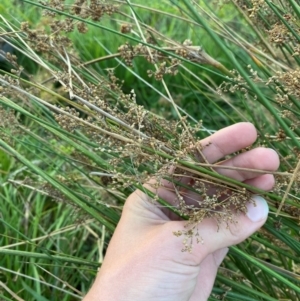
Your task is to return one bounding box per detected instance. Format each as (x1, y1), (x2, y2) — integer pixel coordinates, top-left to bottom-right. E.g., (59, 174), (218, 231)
(0, 0), (299, 300)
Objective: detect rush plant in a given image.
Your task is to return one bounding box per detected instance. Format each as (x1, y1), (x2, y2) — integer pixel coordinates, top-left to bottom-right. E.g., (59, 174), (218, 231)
(0, 0), (299, 300)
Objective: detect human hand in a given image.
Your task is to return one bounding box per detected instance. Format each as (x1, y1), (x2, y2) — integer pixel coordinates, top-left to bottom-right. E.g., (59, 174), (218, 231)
(83, 122), (279, 301)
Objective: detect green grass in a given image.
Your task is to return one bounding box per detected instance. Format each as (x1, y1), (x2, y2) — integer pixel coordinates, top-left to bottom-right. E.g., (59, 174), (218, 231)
(0, 0), (300, 300)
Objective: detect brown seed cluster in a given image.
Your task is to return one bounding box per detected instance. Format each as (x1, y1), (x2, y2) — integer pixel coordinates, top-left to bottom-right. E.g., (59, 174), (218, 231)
(55, 107), (81, 132)
(0, 107), (21, 145)
(120, 23), (132, 34)
(271, 70), (300, 99)
(21, 21), (72, 54)
(276, 202), (300, 220)
(41, 55), (254, 248)
(234, 0), (278, 26)
(1, 0), (299, 257)
(147, 60), (180, 81)
(170, 173), (253, 252)
(268, 16), (300, 53)
(247, 0), (266, 18)
(265, 69), (300, 130)
(41, 0), (119, 20)
(118, 40), (218, 81)
(20, 0), (119, 57)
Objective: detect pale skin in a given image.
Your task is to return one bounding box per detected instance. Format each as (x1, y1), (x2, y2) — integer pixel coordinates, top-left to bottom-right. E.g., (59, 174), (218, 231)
(83, 122), (279, 301)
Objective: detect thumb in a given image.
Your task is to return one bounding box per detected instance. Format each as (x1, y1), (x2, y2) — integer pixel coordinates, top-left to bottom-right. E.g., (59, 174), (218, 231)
(168, 195), (269, 259)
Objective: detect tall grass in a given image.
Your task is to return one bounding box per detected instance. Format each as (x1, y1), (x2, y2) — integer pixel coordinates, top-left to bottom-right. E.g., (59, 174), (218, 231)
(0, 0), (299, 300)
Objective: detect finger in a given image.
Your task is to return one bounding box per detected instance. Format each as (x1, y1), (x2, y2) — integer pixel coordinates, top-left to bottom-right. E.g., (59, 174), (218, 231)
(168, 147), (278, 207)
(198, 122), (257, 163)
(244, 174), (275, 191)
(215, 148), (279, 182)
(166, 195), (268, 261)
(145, 122), (258, 193)
(142, 123), (268, 218)
(189, 248), (229, 301)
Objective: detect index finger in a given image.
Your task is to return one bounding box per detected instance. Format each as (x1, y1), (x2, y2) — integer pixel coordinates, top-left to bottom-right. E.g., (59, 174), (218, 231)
(198, 122), (257, 164)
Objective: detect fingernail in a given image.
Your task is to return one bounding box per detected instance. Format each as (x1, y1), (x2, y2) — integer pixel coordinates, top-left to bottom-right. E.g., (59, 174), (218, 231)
(246, 195), (269, 222)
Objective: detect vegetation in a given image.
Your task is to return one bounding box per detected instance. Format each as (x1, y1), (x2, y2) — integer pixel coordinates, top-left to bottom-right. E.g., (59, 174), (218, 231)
(0, 0), (299, 300)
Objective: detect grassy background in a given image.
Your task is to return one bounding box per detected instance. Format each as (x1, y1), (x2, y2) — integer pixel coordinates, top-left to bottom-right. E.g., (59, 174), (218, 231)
(0, 0), (300, 300)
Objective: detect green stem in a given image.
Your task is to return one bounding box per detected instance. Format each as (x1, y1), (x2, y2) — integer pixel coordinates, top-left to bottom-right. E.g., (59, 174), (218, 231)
(181, 0), (300, 149)
(230, 246), (300, 293)
(20, 0), (228, 79)
(265, 0), (300, 43)
(0, 138), (116, 231)
(216, 274), (279, 301)
(0, 249), (99, 267)
(286, 0), (300, 19)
